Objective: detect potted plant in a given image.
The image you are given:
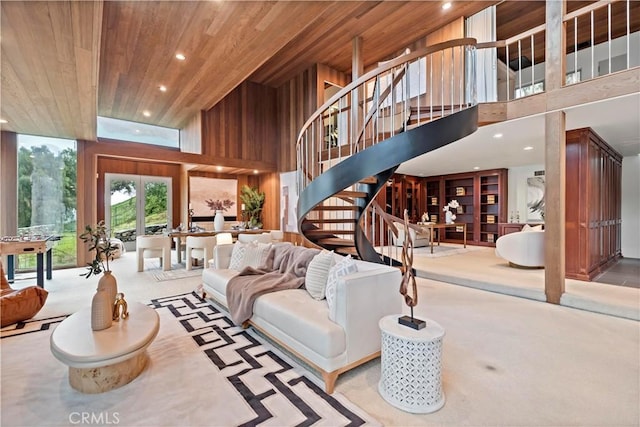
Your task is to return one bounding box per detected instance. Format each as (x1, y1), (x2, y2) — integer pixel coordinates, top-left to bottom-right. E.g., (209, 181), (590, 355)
(79, 220), (118, 278)
(239, 185), (265, 229)
(79, 220), (119, 330)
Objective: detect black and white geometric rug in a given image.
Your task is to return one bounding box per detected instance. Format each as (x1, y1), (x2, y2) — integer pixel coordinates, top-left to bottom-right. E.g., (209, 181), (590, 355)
(1, 291), (380, 427)
(149, 292), (377, 427)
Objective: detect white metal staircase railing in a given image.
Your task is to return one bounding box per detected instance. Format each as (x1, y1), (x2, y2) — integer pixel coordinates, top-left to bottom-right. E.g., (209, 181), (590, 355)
(296, 38), (479, 263)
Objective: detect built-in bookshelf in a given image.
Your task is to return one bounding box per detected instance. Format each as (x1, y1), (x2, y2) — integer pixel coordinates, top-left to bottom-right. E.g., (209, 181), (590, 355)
(423, 169), (508, 247)
(444, 175), (474, 242)
(480, 174), (501, 245)
(378, 169), (507, 247)
(425, 179), (441, 223)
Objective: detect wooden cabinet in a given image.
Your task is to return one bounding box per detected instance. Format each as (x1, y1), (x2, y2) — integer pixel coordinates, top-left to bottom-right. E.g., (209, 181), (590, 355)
(566, 128), (622, 281)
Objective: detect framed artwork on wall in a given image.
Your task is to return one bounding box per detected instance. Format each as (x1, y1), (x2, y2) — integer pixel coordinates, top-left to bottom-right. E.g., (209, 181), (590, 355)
(526, 175), (545, 222)
(189, 176), (238, 220)
(280, 171), (298, 233)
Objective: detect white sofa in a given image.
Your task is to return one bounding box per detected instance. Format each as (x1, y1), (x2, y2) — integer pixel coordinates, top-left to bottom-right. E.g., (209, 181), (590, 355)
(495, 229), (545, 268)
(201, 242), (402, 394)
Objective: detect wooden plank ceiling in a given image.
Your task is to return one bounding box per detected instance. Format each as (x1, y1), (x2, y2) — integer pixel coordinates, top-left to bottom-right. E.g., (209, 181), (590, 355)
(1, 1), (495, 141)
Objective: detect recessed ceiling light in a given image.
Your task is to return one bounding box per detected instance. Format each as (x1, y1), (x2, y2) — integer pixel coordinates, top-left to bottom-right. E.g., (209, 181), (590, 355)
(143, 111), (151, 117)
(216, 166), (223, 171)
(253, 170), (259, 174)
(473, 166), (480, 170)
(0, 119), (7, 124)
(524, 146), (534, 151)
(493, 133), (503, 139)
(175, 53), (186, 61)
(442, 2), (452, 10)
(159, 85), (167, 92)
(135, 129), (140, 133)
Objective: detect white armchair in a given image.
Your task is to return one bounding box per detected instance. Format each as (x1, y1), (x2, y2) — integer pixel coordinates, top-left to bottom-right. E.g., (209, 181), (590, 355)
(136, 235), (171, 272)
(185, 235), (217, 270)
(495, 229), (545, 268)
(391, 221), (431, 248)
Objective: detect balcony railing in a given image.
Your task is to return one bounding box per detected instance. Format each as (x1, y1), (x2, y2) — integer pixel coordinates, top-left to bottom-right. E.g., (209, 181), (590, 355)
(478, 0), (638, 101)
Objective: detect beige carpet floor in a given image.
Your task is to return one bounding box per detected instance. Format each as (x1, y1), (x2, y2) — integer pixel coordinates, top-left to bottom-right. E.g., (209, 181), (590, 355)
(4, 250), (639, 426)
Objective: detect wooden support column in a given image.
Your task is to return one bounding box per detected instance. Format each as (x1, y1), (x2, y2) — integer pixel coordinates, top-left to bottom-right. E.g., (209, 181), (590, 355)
(544, 0), (566, 304)
(544, 111), (566, 303)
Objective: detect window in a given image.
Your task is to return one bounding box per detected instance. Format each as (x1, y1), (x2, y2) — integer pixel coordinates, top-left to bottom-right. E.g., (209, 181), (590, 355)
(97, 116), (180, 148)
(514, 81), (544, 99)
(17, 135), (77, 269)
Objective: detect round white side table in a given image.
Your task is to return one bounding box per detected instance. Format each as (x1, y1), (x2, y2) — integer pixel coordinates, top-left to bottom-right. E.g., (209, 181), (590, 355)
(50, 302), (159, 393)
(378, 314), (445, 413)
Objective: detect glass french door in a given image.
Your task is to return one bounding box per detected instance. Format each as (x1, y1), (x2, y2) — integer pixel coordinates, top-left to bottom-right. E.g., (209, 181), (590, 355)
(105, 174), (172, 251)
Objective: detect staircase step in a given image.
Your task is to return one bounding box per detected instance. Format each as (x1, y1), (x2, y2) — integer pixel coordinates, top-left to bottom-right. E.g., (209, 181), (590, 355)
(316, 237), (354, 247)
(359, 177), (378, 184)
(336, 190), (367, 198)
(307, 218), (354, 224)
(313, 205), (360, 212)
(306, 228), (355, 236)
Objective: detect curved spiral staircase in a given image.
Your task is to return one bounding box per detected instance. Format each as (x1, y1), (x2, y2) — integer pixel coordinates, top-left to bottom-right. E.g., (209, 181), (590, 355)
(296, 38), (480, 265)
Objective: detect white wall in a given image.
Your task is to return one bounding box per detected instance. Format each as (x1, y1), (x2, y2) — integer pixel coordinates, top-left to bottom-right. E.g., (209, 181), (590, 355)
(507, 164), (545, 223)
(508, 158), (639, 259)
(621, 155), (640, 258)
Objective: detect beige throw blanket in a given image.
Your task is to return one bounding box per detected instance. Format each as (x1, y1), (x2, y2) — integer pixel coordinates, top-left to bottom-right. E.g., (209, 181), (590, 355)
(226, 244), (320, 325)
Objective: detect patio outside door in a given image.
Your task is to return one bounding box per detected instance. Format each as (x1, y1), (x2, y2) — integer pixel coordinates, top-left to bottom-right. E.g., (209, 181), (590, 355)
(105, 174), (172, 252)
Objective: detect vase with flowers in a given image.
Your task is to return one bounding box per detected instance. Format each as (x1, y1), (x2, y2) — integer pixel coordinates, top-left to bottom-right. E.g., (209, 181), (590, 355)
(443, 199), (460, 224)
(205, 198), (235, 231)
(79, 220), (119, 331)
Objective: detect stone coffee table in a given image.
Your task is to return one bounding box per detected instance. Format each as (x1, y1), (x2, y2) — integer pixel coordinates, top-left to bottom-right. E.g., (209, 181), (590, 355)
(50, 302), (159, 393)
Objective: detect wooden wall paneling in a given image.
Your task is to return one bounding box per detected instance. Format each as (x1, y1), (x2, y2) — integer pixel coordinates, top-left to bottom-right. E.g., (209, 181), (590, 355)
(276, 65), (319, 172)
(425, 17), (465, 111)
(0, 131), (18, 237)
(180, 112), (203, 154)
(256, 172), (279, 232)
(201, 81), (278, 168)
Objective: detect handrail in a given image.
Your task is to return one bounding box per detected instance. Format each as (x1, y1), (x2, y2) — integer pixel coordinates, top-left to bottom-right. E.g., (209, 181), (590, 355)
(296, 37), (477, 143)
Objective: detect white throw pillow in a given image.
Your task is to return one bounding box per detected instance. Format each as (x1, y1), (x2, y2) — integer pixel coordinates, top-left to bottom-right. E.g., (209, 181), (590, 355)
(325, 255), (358, 322)
(305, 250), (335, 300)
(521, 224), (532, 232)
(228, 242), (248, 271)
(241, 242), (272, 269)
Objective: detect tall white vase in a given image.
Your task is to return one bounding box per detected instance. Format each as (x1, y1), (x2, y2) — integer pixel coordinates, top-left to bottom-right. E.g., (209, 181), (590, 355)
(445, 210), (455, 224)
(98, 271), (118, 306)
(214, 210), (225, 231)
(91, 288), (113, 331)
